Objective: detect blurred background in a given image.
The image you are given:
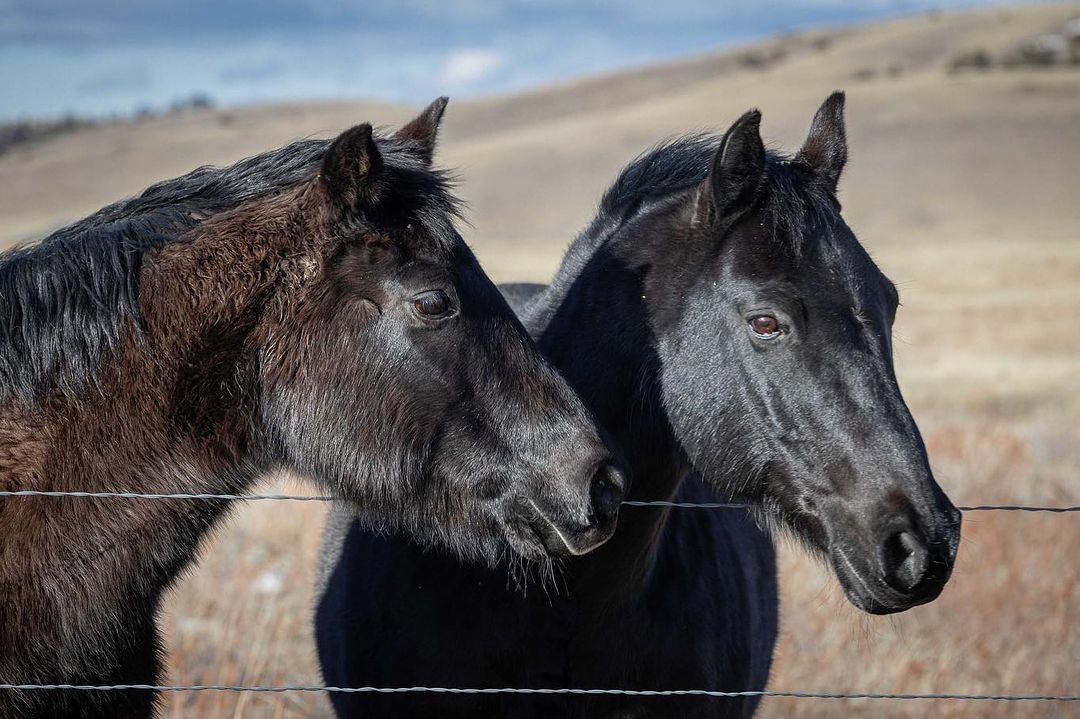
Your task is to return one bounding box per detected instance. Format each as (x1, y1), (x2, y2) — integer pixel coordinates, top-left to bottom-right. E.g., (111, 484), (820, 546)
(2, 1), (1078, 717)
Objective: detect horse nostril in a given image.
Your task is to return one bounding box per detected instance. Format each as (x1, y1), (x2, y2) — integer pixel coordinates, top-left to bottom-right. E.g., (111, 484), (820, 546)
(588, 463), (625, 527)
(881, 529), (929, 594)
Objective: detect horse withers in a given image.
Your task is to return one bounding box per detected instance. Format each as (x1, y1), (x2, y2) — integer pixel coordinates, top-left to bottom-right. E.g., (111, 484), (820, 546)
(315, 93), (962, 718)
(0, 98), (626, 719)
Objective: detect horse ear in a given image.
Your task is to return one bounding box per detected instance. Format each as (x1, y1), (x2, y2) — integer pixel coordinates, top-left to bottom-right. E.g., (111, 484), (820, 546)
(796, 91), (847, 192)
(696, 109), (766, 227)
(394, 96), (449, 164)
(321, 122), (384, 212)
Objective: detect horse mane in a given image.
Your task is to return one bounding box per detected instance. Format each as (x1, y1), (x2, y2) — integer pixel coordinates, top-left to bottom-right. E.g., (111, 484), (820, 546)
(0, 133), (460, 409)
(598, 133), (720, 225)
(588, 133), (839, 257)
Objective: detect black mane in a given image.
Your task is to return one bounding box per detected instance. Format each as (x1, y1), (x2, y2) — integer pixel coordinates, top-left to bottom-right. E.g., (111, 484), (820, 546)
(598, 134), (719, 224)
(0, 133), (459, 408)
(593, 133), (839, 256)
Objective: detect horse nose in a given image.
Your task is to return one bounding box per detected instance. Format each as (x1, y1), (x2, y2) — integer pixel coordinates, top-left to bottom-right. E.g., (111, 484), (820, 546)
(880, 528), (930, 594)
(588, 462), (627, 530)
(879, 518), (957, 600)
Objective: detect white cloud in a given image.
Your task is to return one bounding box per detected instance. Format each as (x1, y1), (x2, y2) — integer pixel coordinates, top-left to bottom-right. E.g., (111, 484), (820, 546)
(439, 48), (503, 88)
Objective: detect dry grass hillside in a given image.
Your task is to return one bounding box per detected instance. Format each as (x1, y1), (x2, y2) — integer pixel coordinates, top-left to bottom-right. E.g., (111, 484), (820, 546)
(2, 3), (1078, 717)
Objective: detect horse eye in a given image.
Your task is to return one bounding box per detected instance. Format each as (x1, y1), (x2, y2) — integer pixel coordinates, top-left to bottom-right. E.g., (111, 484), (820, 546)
(749, 315), (781, 338)
(413, 290), (452, 318)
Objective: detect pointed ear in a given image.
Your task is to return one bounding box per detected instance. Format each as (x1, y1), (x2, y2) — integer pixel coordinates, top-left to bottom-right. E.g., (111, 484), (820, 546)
(796, 91), (847, 191)
(394, 96), (449, 164)
(696, 109), (766, 227)
(321, 122), (384, 212)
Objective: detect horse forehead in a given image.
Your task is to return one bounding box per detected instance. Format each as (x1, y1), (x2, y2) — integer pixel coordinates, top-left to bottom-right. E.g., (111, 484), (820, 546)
(793, 240), (887, 304)
(384, 211), (460, 263)
(401, 230), (454, 263)
(820, 229), (892, 296)
(723, 225), (884, 307)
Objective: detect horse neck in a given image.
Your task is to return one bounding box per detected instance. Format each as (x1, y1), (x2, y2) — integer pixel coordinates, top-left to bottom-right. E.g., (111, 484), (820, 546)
(0, 191), (322, 634)
(0, 376), (264, 684)
(525, 236), (689, 599)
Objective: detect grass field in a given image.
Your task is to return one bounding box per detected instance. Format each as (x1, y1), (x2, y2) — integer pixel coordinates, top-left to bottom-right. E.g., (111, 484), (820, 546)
(2, 3), (1078, 717)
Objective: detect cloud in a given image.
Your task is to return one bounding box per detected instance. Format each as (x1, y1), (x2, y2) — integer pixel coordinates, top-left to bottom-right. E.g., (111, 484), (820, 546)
(438, 48), (503, 88)
(0, 0), (1039, 120)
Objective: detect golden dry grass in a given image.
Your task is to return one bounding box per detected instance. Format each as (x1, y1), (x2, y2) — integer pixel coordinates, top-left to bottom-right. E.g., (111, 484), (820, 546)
(2, 3), (1078, 717)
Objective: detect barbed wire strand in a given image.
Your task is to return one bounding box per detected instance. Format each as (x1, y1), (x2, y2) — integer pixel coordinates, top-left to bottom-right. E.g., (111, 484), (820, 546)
(0, 684), (1076, 701)
(1, 494), (1076, 701)
(0, 490), (1076, 512)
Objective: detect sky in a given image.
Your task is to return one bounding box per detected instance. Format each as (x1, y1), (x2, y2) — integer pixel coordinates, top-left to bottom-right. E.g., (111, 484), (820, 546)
(0, 0), (1031, 122)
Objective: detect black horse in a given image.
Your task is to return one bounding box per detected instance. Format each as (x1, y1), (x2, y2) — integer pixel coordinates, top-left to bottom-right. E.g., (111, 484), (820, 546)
(315, 93), (963, 718)
(0, 99), (627, 719)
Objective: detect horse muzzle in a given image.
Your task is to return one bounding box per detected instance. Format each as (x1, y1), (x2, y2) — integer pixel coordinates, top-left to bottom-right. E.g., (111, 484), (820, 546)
(517, 461), (627, 557)
(829, 505), (961, 614)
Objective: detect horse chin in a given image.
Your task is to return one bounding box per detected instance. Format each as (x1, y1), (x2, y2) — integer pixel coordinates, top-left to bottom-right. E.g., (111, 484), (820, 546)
(828, 545), (922, 615)
(498, 509), (554, 563)
(500, 500), (613, 561)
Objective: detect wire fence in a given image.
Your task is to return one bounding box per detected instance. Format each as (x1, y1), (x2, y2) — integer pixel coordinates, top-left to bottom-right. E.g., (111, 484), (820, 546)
(0, 684), (1077, 702)
(1, 489), (1077, 512)
(2, 487), (1076, 704)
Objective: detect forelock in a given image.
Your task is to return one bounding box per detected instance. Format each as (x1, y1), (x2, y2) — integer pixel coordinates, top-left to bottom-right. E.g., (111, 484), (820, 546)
(366, 133), (464, 255)
(760, 152), (842, 259)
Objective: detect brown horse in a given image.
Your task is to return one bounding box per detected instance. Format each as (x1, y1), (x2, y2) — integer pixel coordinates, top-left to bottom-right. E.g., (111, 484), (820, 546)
(0, 98), (626, 718)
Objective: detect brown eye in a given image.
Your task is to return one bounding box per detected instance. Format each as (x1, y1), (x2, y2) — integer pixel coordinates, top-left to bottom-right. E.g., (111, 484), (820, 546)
(749, 315), (781, 338)
(413, 290), (452, 318)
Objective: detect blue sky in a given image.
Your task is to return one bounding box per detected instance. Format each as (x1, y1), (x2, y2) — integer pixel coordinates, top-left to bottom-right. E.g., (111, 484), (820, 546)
(0, 1), (1028, 121)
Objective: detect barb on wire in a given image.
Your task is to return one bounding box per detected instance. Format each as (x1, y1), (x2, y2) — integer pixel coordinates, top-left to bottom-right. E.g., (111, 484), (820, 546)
(0, 684), (1076, 701)
(0, 490), (1077, 513)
